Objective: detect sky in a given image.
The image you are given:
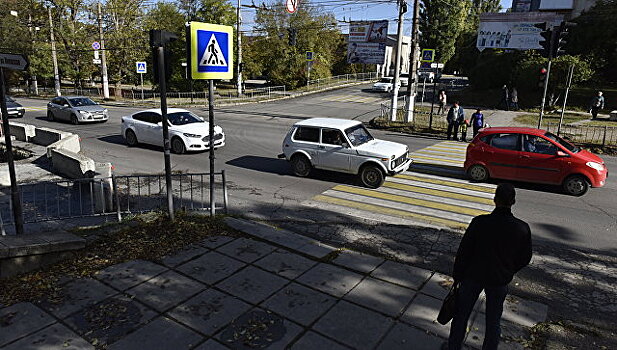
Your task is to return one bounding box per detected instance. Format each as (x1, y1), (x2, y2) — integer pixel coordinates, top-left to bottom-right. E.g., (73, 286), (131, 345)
(239, 0), (513, 36)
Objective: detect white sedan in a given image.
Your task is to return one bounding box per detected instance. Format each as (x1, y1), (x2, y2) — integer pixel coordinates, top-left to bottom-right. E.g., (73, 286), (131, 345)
(121, 108), (225, 154)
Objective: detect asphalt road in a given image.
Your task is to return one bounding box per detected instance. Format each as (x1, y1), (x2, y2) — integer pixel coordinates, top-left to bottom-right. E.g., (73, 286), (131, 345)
(11, 85), (617, 254)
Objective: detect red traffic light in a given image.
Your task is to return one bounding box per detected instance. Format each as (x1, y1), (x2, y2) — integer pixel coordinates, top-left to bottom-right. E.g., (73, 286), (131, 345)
(540, 68), (547, 74)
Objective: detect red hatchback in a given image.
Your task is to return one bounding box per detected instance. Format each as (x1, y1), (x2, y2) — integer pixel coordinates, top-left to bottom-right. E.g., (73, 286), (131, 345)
(464, 127), (608, 196)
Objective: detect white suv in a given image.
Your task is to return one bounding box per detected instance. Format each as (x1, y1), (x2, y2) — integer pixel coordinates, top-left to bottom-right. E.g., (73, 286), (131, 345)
(279, 118), (411, 188)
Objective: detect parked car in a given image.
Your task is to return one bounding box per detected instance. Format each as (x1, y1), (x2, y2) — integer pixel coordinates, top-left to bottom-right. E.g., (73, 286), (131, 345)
(47, 96), (108, 124)
(3, 96), (25, 118)
(121, 108), (225, 154)
(372, 77), (398, 93)
(278, 118), (412, 188)
(464, 127), (608, 196)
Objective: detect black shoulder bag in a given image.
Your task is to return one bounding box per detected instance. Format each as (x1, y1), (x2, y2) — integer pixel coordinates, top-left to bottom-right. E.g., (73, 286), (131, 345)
(437, 282), (459, 325)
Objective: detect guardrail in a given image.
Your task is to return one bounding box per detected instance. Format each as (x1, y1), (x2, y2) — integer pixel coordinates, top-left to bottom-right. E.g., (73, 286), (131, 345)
(378, 102), (448, 131)
(545, 122), (617, 146)
(0, 172), (228, 230)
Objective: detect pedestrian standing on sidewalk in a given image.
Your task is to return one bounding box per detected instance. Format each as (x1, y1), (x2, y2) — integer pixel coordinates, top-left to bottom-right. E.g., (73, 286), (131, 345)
(437, 90), (447, 115)
(510, 87), (519, 110)
(469, 109), (484, 137)
(589, 91), (605, 120)
(443, 183), (532, 350)
(496, 84), (509, 111)
(446, 101), (465, 141)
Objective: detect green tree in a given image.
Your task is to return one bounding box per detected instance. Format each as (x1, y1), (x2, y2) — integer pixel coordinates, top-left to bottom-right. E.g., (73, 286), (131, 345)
(419, 0), (472, 64)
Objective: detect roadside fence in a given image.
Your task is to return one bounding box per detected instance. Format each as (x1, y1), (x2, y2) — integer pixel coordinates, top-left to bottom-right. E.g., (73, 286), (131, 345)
(0, 172), (228, 230)
(378, 102), (448, 131)
(546, 122), (617, 146)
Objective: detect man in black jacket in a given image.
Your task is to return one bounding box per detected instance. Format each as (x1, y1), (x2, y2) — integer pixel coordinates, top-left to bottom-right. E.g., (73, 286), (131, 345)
(446, 183), (532, 350)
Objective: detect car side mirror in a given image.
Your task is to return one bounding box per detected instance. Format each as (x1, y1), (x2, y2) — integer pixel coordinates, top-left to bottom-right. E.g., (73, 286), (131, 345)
(556, 150), (568, 157)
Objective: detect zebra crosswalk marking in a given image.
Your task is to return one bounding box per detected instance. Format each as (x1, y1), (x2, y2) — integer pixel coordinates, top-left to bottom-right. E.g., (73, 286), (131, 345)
(394, 174), (495, 193)
(381, 181), (494, 205)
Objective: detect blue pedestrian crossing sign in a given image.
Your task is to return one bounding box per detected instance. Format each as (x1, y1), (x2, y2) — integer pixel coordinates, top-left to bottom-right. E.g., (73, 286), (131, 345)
(421, 49), (435, 62)
(189, 22), (233, 80)
(136, 61), (147, 74)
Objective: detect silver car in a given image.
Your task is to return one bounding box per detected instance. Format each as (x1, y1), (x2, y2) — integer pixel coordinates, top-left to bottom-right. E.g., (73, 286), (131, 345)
(47, 96), (109, 124)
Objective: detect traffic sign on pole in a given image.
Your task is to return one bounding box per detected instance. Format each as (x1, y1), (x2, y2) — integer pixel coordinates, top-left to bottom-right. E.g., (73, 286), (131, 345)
(189, 22), (233, 80)
(93, 59), (102, 64)
(430, 63), (444, 68)
(0, 53), (28, 71)
(286, 0), (299, 13)
(306, 51), (314, 61)
(421, 49), (435, 62)
(92, 41), (100, 50)
(136, 61), (147, 74)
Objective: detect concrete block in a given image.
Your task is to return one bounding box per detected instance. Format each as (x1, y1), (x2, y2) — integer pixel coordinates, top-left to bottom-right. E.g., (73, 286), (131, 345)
(50, 148), (95, 179)
(46, 133), (80, 157)
(8, 122), (36, 142)
(31, 126), (71, 146)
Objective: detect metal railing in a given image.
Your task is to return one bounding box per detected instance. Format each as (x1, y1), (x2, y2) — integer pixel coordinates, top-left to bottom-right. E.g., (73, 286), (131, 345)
(545, 122), (617, 146)
(301, 72), (379, 92)
(0, 172), (228, 229)
(378, 102), (448, 131)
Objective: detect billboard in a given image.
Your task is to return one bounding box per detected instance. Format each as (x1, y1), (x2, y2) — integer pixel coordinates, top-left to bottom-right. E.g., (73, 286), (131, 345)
(477, 13), (563, 51)
(347, 21), (388, 64)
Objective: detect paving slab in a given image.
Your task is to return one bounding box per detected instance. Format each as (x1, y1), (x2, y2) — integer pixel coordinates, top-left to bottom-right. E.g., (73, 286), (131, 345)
(254, 249), (317, 279)
(107, 316), (203, 350)
(198, 235), (236, 249)
(94, 260), (168, 291)
(64, 295), (157, 347)
(126, 270), (204, 312)
(420, 272), (454, 300)
(161, 244), (210, 267)
(217, 308), (303, 350)
(0, 302), (56, 347)
(371, 261), (433, 290)
(501, 295), (548, 328)
(224, 218), (309, 250)
(194, 339), (230, 350)
(37, 278), (117, 319)
(376, 322), (445, 350)
(167, 288), (252, 336)
(290, 331), (350, 350)
(343, 277), (415, 317)
(296, 263), (363, 298)
(216, 265), (288, 304)
(466, 313), (526, 350)
(296, 241), (338, 260)
(217, 237), (277, 263)
(2, 322), (94, 350)
(400, 294), (453, 339)
(333, 250), (385, 274)
(176, 251), (246, 285)
(313, 300), (393, 350)
(262, 282), (337, 326)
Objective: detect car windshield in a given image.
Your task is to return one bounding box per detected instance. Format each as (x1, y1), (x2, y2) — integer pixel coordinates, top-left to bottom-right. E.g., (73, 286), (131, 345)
(68, 98), (97, 107)
(168, 112), (203, 126)
(545, 132), (579, 153)
(379, 78), (392, 83)
(5, 96), (15, 103)
(345, 124), (374, 146)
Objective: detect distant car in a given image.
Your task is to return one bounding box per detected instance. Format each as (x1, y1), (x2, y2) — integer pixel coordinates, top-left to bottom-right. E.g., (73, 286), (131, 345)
(121, 108), (225, 154)
(279, 118), (411, 188)
(47, 96), (108, 124)
(372, 77), (397, 93)
(4, 96), (25, 118)
(464, 127), (608, 196)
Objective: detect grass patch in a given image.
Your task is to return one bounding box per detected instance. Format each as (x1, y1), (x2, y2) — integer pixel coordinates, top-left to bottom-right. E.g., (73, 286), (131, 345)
(514, 113), (588, 126)
(0, 211), (239, 306)
(583, 119), (617, 127)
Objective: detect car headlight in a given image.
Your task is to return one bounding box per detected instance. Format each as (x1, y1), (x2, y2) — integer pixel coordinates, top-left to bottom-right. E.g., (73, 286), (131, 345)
(183, 133), (201, 138)
(103, 109), (108, 114)
(586, 162), (604, 171)
(79, 110), (90, 116)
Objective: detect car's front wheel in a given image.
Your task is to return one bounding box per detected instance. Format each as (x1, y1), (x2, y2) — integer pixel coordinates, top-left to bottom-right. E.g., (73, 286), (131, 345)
(70, 114), (79, 125)
(360, 164), (385, 188)
(171, 137), (186, 154)
(125, 129), (138, 147)
(468, 164), (489, 182)
(291, 154), (312, 177)
(563, 175), (589, 196)
(47, 111), (54, 121)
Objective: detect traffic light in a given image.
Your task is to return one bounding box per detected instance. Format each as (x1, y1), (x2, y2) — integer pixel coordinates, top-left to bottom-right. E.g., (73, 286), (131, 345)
(534, 22), (553, 58)
(287, 28), (297, 46)
(149, 30), (177, 84)
(538, 67), (548, 88)
(552, 21), (577, 58)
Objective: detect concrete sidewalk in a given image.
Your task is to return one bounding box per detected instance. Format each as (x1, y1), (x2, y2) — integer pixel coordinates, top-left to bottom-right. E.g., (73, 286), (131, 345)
(0, 218), (547, 349)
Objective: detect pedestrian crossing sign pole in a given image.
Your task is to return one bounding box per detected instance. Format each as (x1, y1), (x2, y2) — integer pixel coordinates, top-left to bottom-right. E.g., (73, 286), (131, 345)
(187, 21), (234, 216)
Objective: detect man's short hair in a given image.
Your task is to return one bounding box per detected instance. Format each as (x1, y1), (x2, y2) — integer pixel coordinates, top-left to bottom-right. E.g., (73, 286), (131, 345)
(495, 183), (516, 205)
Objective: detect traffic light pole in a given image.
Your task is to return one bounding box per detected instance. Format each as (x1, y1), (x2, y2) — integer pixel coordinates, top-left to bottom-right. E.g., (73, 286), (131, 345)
(557, 64), (575, 136)
(157, 46), (174, 221)
(208, 79), (216, 216)
(389, 0), (406, 122)
(537, 59), (552, 129)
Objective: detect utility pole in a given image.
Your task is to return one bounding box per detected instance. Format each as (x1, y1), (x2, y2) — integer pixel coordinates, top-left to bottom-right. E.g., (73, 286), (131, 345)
(97, 2), (110, 99)
(403, 0), (420, 123)
(28, 13), (38, 95)
(236, 0), (243, 96)
(48, 6), (61, 96)
(389, 0), (406, 121)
